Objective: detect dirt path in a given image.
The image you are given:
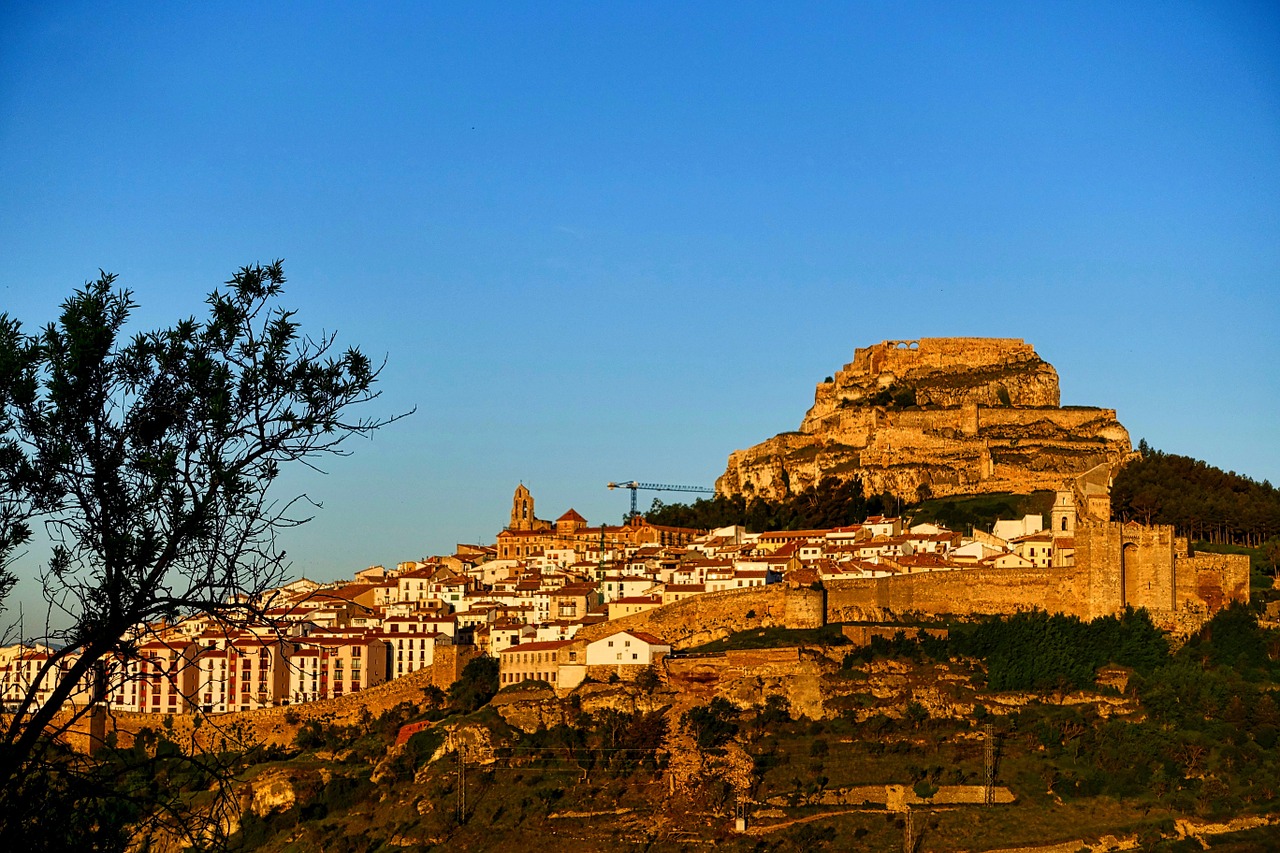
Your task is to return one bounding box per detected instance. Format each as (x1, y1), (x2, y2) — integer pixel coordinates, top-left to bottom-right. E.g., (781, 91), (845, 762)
(744, 806), (889, 835)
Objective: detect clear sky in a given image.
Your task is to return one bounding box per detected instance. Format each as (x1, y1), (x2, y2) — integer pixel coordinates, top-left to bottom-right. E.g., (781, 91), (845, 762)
(2, 2), (1278, 604)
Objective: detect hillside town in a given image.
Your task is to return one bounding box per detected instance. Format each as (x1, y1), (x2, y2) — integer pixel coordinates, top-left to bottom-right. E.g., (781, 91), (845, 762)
(0, 484), (1089, 717)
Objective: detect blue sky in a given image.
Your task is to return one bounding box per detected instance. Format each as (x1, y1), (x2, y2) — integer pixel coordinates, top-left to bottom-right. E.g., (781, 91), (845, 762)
(1, 2), (1277, 601)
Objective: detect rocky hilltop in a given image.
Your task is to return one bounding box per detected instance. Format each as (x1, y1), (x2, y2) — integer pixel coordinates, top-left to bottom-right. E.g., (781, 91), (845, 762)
(717, 337), (1132, 501)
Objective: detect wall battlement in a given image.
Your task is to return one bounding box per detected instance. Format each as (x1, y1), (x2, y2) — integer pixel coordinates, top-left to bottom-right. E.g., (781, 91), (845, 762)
(845, 337), (1040, 381)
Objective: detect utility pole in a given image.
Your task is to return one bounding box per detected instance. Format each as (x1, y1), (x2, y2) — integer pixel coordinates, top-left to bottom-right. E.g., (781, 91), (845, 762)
(598, 526), (606, 578)
(903, 806), (917, 853)
(456, 740), (467, 823)
(984, 723), (996, 806)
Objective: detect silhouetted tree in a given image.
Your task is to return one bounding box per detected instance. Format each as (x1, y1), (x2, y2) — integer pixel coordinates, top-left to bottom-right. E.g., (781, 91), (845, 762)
(0, 263), (404, 847)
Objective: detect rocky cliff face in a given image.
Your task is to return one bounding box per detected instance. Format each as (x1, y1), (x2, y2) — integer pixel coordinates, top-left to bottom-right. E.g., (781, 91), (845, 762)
(718, 338), (1131, 502)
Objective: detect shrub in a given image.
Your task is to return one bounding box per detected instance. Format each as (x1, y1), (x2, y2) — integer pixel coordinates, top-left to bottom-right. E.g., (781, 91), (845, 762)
(448, 656), (499, 714)
(913, 780), (939, 799)
(683, 698), (741, 751)
(756, 695), (792, 728)
(634, 666), (660, 692)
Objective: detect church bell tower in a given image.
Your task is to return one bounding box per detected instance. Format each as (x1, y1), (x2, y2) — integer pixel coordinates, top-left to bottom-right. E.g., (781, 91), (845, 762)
(510, 484), (534, 531)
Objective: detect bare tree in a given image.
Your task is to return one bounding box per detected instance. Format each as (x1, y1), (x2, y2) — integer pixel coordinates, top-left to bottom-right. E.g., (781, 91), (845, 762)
(0, 261), (406, 847)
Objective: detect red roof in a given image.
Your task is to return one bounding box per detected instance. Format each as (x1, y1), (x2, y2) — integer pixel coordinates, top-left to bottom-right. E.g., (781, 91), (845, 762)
(557, 508), (588, 523)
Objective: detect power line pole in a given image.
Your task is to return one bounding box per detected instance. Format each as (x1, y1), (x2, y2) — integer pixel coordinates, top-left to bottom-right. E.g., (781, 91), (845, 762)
(903, 806), (916, 853)
(984, 723), (996, 806)
(456, 740), (467, 823)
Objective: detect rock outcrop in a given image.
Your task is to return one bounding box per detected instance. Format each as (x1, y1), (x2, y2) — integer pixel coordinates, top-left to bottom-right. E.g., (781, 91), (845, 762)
(718, 338), (1132, 502)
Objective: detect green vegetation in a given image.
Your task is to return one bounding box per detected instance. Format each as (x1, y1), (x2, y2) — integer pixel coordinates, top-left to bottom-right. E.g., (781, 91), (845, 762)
(683, 697), (741, 751)
(908, 490), (1055, 534)
(227, 703), (678, 852)
(103, 604), (1278, 852)
(645, 475), (897, 531)
(447, 656), (500, 714)
(841, 609), (1169, 692)
(0, 264), (401, 850)
(656, 441), (1280, 547)
(648, 482), (1063, 540)
(839, 605), (1280, 818)
(868, 383), (918, 408)
(686, 623), (851, 653)
(1113, 441), (1280, 546)
(956, 608), (1170, 691)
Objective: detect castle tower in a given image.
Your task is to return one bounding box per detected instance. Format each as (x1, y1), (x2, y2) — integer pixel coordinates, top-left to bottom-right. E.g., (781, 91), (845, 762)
(510, 484), (534, 531)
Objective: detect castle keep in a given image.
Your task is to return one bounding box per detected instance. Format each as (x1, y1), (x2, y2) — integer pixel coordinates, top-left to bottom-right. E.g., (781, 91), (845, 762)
(718, 338), (1131, 502)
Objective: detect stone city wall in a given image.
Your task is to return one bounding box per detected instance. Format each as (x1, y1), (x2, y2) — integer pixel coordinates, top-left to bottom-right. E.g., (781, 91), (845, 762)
(576, 583), (789, 649)
(1176, 551), (1251, 614)
(824, 568), (1069, 622)
(823, 533), (1246, 629)
(783, 585), (826, 629)
(1075, 522), (1187, 618)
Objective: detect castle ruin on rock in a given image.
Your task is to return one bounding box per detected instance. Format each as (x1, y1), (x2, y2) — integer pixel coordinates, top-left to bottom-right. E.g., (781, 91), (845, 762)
(717, 337), (1133, 502)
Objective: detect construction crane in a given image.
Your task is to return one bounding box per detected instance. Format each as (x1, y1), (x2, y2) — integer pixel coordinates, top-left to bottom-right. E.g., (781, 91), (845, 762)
(606, 480), (716, 520)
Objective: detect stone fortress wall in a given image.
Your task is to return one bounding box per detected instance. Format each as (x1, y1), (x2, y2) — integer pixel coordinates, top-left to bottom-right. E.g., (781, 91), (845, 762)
(849, 337), (1039, 369)
(576, 583), (789, 648)
(823, 534), (1246, 627)
(584, 530), (1246, 652)
(818, 337), (1060, 416)
(579, 467), (1249, 648)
